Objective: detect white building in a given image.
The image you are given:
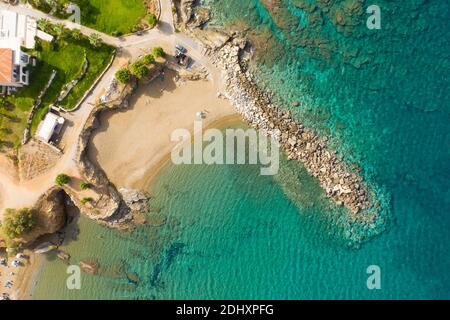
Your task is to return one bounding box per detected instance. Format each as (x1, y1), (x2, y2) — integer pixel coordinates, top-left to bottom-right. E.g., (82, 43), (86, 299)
(36, 112), (65, 143)
(0, 9), (54, 93)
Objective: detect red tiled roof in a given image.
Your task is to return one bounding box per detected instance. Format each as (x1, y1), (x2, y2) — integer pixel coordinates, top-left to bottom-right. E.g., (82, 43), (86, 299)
(0, 48), (13, 84)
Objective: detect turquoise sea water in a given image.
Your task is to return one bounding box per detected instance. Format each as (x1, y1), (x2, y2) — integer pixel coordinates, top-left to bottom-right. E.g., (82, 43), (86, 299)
(32, 0), (449, 299)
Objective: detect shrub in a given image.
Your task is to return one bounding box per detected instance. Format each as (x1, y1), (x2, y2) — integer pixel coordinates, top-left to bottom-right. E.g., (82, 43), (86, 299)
(1, 208), (34, 239)
(55, 173), (70, 186)
(147, 13), (158, 28)
(131, 25), (143, 33)
(80, 182), (91, 190)
(130, 61), (148, 79)
(37, 18), (51, 32)
(81, 197), (93, 206)
(142, 54), (155, 65)
(115, 68), (131, 84)
(112, 30), (123, 37)
(152, 47), (165, 58)
(6, 240), (23, 256)
(35, 37), (43, 51)
(71, 29), (82, 40)
(52, 23), (65, 36)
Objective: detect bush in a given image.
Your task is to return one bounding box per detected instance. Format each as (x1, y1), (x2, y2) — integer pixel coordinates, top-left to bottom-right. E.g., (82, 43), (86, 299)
(152, 47), (165, 58)
(115, 68), (132, 84)
(147, 13), (158, 28)
(131, 25), (143, 33)
(130, 61), (148, 79)
(80, 182), (91, 190)
(71, 29), (82, 40)
(6, 240), (23, 256)
(112, 30), (123, 37)
(55, 173), (71, 186)
(81, 197), (93, 206)
(142, 54), (155, 65)
(35, 38), (43, 51)
(1, 208), (34, 239)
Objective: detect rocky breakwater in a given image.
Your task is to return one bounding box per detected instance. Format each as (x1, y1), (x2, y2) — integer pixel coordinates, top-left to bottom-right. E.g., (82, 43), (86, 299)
(204, 37), (386, 228)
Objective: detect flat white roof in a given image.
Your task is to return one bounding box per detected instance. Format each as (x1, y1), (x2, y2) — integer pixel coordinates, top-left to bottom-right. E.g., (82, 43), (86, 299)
(36, 113), (65, 143)
(0, 9), (53, 51)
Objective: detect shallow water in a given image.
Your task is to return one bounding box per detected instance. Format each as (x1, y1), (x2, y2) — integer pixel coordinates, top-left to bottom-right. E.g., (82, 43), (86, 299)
(32, 0), (450, 299)
(33, 148), (449, 299)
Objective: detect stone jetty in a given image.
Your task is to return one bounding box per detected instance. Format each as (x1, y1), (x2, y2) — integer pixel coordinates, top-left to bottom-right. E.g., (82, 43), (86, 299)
(207, 38), (377, 219)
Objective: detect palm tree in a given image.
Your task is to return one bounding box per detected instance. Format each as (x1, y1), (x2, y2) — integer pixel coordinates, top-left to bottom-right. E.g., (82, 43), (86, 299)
(88, 33), (102, 48)
(37, 18), (51, 32)
(52, 23), (65, 36)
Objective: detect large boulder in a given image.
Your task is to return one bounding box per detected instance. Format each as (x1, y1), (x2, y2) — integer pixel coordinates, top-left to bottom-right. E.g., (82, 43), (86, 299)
(16, 187), (67, 244)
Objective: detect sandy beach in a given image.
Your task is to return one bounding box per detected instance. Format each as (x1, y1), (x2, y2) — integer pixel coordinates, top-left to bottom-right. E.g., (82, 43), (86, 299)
(0, 249), (42, 300)
(89, 69), (239, 189)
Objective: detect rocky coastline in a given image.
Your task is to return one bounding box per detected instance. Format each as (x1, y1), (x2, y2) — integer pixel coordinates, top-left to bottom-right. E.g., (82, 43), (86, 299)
(75, 76), (156, 229)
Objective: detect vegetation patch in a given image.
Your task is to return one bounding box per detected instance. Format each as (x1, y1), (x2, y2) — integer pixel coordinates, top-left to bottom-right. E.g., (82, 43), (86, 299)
(55, 173), (71, 186)
(115, 47), (165, 83)
(29, 0), (152, 35)
(0, 22), (113, 154)
(0, 208), (35, 240)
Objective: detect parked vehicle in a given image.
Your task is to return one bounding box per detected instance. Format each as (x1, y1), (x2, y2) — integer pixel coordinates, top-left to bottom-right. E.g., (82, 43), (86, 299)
(175, 44), (187, 54)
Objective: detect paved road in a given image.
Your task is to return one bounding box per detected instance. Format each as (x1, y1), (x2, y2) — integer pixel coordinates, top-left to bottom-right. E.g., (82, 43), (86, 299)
(0, 0), (223, 213)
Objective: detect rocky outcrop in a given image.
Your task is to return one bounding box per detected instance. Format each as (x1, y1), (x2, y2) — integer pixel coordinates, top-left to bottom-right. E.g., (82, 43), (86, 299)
(172, 0), (211, 30)
(76, 72), (163, 228)
(16, 187), (67, 244)
(76, 79), (139, 226)
(119, 188), (150, 225)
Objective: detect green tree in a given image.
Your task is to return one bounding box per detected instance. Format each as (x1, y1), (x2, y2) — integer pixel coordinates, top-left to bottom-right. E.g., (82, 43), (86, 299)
(142, 54), (155, 65)
(55, 173), (71, 186)
(1, 208), (34, 239)
(130, 61), (148, 79)
(152, 47), (165, 58)
(115, 68), (132, 84)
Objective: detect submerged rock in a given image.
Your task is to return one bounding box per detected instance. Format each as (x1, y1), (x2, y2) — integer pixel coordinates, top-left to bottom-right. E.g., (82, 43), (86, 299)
(57, 250), (71, 263)
(80, 259), (99, 275)
(126, 272), (140, 285)
(148, 214), (167, 227)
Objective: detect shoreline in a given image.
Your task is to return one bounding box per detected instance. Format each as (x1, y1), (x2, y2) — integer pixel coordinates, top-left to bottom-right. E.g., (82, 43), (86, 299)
(12, 252), (43, 300)
(0, 249), (43, 300)
(89, 68), (238, 191)
(138, 113), (243, 191)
